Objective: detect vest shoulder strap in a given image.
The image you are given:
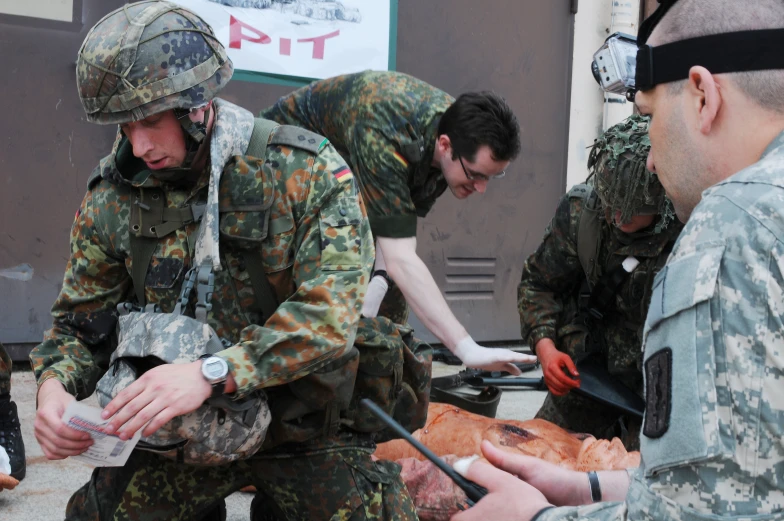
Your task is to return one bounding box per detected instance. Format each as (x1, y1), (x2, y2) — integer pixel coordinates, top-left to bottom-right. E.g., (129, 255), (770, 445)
(569, 184), (602, 285)
(247, 118), (280, 158)
(243, 118), (284, 322)
(129, 233), (158, 307)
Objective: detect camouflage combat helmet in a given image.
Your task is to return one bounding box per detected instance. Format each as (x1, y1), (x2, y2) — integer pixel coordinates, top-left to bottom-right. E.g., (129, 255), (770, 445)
(76, 0), (233, 128)
(587, 114), (673, 228)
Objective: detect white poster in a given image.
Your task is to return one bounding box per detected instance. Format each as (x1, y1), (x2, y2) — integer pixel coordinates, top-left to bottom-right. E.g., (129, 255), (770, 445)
(0, 0), (73, 22)
(174, 0), (394, 81)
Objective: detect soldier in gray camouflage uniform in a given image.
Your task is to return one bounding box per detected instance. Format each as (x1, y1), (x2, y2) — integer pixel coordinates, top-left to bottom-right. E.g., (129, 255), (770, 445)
(518, 115), (682, 450)
(448, 1), (784, 521)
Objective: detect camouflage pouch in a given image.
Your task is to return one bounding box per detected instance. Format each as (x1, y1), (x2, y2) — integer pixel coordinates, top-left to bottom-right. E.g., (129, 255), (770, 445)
(346, 316), (433, 442)
(95, 311), (271, 465)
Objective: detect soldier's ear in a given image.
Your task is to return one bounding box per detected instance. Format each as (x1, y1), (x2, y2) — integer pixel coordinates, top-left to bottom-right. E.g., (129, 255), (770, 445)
(188, 101), (213, 125)
(687, 66), (721, 136)
(437, 134), (452, 155)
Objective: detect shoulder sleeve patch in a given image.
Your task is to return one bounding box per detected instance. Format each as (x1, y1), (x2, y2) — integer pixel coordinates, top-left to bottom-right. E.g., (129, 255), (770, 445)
(269, 125), (329, 154)
(643, 347), (672, 438)
(332, 165), (354, 183)
(392, 151), (409, 168)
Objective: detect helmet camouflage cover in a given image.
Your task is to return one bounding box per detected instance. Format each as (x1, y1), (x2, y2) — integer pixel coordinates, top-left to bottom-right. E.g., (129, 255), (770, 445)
(587, 114), (673, 227)
(77, 0), (233, 125)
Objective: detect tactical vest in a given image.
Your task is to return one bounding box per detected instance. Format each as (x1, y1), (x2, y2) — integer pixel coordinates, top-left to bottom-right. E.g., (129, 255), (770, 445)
(125, 118), (301, 316)
(94, 119), (297, 464)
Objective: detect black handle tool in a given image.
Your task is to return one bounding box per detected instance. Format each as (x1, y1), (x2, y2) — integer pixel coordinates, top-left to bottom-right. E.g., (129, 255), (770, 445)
(360, 398), (488, 507)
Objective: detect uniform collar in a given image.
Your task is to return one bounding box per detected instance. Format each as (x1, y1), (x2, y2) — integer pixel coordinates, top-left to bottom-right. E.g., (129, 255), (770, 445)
(760, 128), (784, 160)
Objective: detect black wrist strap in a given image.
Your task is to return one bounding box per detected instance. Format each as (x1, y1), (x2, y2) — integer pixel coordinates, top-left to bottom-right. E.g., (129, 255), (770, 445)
(372, 269), (392, 284)
(587, 471), (602, 503)
(210, 379), (226, 398)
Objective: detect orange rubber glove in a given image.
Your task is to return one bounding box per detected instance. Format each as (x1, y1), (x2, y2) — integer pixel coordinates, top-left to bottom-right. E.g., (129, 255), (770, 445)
(535, 339), (580, 396)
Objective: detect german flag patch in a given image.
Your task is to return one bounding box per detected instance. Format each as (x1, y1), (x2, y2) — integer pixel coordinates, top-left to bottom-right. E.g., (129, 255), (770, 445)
(392, 151), (409, 168)
(333, 166), (353, 183)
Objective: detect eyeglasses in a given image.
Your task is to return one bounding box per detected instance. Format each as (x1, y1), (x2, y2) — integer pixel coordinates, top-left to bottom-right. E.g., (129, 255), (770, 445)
(458, 156), (506, 182)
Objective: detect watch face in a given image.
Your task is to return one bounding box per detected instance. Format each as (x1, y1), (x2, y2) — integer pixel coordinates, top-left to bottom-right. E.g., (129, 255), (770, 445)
(202, 357), (228, 381)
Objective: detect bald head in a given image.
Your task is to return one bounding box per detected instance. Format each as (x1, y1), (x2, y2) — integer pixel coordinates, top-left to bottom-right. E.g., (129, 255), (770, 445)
(651, 0), (784, 112)
(654, 0), (784, 41)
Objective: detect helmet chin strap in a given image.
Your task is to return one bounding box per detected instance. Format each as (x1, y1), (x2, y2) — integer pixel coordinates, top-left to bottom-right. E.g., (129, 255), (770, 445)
(176, 105), (210, 144)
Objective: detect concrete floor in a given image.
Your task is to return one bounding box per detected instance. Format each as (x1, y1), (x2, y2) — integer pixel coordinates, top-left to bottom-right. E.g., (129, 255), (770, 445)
(1, 360), (545, 521)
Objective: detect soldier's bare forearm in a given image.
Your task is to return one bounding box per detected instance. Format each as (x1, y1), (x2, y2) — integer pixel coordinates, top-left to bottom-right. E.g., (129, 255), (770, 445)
(36, 377), (68, 405)
(378, 236), (468, 349)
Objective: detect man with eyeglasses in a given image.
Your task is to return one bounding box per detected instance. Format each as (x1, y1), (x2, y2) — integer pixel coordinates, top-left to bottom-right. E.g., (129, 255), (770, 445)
(447, 1), (784, 520)
(262, 71), (534, 374)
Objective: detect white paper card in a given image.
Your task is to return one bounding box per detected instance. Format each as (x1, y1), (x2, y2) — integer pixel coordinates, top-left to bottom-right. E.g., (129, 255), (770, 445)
(61, 401), (141, 467)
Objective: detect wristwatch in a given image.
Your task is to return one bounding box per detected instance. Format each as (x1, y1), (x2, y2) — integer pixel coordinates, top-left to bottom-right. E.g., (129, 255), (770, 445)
(199, 354), (229, 398)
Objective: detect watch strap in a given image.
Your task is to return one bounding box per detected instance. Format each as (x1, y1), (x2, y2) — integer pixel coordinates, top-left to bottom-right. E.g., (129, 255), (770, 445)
(209, 379), (226, 399)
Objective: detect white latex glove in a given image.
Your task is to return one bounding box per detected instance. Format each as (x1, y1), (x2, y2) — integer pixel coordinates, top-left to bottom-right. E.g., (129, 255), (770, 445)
(452, 337), (537, 375)
(361, 274), (389, 318)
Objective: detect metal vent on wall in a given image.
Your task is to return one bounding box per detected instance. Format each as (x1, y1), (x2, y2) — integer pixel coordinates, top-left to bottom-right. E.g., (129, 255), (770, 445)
(444, 257), (497, 301)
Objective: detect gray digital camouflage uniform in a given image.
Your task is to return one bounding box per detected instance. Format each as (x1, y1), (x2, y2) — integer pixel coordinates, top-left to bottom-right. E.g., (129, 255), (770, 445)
(536, 130), (784, 521)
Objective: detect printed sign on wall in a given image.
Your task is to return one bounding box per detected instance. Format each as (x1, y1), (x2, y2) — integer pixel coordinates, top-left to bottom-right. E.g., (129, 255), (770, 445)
(174, 0), (394, 83)
(0, 0), (73, 22)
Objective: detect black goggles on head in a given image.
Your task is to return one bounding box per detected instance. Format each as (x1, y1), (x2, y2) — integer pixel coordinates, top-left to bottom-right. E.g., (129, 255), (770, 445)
(591, 0), (784, 101)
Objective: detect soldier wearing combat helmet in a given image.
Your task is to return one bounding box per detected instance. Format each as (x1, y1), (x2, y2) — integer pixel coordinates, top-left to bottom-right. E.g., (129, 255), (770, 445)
(517, 114), (683, 450)
(30, 1), (416, 519)
(589, 114), (674, 232)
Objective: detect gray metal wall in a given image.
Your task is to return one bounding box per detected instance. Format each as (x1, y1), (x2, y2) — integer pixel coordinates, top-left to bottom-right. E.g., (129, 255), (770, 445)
(0, 0), (574, 358)
(396, 1), (575, 343)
